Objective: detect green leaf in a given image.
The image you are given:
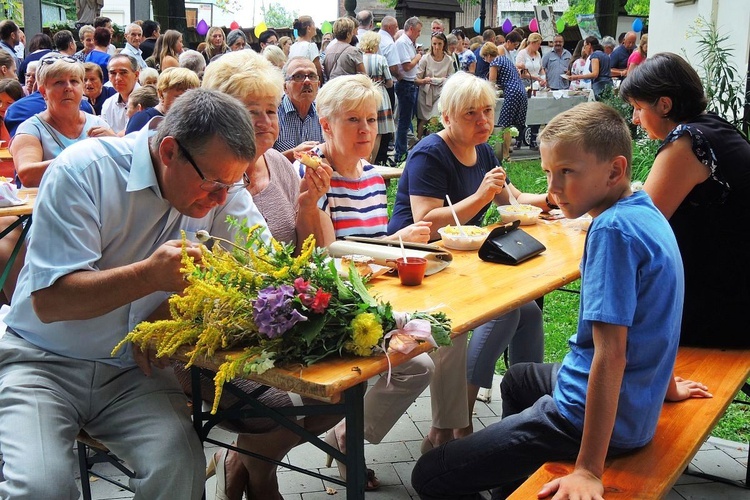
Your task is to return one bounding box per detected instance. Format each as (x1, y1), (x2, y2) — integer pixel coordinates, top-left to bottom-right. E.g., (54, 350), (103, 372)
(348, 266), (377, 307)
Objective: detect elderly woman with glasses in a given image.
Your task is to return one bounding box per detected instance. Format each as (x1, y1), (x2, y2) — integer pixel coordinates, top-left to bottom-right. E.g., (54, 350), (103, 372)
(11, 55), (113, 187)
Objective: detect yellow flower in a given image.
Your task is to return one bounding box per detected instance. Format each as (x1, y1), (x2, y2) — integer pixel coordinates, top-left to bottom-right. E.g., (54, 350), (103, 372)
(346, 312), (383, 356)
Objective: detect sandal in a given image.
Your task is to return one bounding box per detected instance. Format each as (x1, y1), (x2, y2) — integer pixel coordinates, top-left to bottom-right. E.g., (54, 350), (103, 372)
(206, 448), (248, 500)
(323, 429), (380, 491)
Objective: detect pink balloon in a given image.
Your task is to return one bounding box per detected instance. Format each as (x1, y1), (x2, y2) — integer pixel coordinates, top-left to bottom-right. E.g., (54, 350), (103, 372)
(502, 18), (513, 34)
(529, 18), (539, 33)
(230, 21), (240, 30)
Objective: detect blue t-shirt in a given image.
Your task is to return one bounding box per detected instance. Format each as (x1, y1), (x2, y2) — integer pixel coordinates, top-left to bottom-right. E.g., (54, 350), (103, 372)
(4, 92), (94, 137)
(474, 44), (490, 79)
(85, 51), (111, 84)
(125, 106), (163, 134)
(589, 50), (612, 97)
(387, 133), (499, 235)
(609, 44), (630, 70)
(553, 190), (684, 449)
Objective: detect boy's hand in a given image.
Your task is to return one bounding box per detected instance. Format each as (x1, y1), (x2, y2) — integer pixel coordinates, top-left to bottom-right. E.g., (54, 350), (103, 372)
(537, 469), (604, 499)
(665, 376), (712, 402)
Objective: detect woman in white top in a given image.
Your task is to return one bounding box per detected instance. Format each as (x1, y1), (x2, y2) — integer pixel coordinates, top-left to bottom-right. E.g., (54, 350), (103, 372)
(568, 39), (591, 91)
(415, 32), (455, 139)
(514, 33), (546, 149)
(289, 16), (324, 84)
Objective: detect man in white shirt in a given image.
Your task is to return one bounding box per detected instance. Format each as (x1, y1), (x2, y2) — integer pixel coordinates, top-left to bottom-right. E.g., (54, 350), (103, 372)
(102, 54), (140, 134)
(376, 16), (399, 164)
(356, 10), (373, 38)
(120, 23), (147, 69)
(0, 88), (267, 500)
(394, 16), (422, 163)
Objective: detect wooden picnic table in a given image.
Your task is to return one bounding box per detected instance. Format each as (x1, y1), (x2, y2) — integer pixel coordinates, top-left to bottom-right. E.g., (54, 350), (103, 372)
(182, 219), (586, 499)
(0, 188), (37, 290)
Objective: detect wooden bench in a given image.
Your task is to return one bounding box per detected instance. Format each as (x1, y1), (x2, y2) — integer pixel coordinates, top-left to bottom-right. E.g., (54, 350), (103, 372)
(508, 346), (750, 499)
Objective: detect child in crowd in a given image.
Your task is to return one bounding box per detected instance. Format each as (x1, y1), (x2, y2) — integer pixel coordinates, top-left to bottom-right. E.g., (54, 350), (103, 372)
(412, 102), (710, 499)
(125, 85), (158, 119)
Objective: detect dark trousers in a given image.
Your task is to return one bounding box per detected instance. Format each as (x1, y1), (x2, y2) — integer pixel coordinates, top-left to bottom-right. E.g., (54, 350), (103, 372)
(412, 363), (636, 499)
(395, 80), (417, 162)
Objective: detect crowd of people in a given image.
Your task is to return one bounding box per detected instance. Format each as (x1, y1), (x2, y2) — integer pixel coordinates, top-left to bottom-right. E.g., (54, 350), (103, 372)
(0, 11), (744, 500)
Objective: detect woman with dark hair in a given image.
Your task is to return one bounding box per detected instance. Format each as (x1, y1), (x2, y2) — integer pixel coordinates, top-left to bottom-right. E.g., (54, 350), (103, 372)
(18, 33), (53, 84)
(202, 26), (228, 64)
(620, 52), (750, 348)
(85, 27), (111, 83)
(568, 35), (611, 99)
(452, 30), (476, 73)
(289, 16), (323, 83)
(226, 29), (247, 52)
(415, 32), (455, 139)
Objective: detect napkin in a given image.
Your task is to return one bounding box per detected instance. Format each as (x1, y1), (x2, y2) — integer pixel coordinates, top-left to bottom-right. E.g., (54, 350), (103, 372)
(0, 180), (26, 208)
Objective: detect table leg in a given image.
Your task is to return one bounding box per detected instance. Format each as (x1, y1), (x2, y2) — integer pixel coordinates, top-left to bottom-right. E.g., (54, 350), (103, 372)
(344, 382), (366, 499)
(0, 215), (30, 292)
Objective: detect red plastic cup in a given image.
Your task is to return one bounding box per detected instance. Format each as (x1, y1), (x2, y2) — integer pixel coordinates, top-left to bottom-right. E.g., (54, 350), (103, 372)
(388, 257), (428, 286)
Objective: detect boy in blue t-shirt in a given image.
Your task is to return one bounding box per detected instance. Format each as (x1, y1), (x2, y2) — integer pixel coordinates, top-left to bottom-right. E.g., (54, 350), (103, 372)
(412, 102), (711, 499)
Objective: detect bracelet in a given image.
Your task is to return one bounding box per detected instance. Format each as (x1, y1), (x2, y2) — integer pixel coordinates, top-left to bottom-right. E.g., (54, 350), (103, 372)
(546, 195), (559, 210)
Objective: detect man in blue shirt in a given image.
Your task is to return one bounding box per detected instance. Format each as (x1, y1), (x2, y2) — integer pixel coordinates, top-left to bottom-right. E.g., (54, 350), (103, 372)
(610, 31), (636, 78)
(274, 57), (324, 162)
(542, 35), (572, 90)
(0, 89), (269, 499)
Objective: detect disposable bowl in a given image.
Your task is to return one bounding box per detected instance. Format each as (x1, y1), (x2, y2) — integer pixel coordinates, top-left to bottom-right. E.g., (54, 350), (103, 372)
(437, 225), (489, 251)
(499, 204), (543, 225)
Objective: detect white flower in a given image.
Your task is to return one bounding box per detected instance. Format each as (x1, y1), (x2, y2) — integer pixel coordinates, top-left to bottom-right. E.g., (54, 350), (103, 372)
(196, 230), (211, 243)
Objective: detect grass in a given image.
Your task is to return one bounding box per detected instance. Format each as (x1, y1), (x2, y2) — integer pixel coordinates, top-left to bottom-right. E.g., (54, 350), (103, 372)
(387, 156), (749, 445)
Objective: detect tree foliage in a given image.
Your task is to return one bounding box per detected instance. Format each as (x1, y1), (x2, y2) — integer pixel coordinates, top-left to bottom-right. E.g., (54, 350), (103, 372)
(262, 2), (298, 29)
(523, 0), (649, 29)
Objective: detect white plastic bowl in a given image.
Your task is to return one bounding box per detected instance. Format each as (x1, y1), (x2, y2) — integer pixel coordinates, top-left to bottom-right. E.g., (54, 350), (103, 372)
(499, 204), (543, 226)
(438, 225), (489, 251)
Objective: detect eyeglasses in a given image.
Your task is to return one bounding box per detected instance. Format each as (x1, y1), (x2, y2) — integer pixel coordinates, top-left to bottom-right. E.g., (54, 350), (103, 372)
(286, 72), (320, 83)
(175, 139), (250, 194)
(40, 55), (80, 65)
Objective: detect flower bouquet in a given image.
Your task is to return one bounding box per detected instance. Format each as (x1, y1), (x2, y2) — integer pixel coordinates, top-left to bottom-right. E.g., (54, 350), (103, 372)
(113, 219), (452, 412)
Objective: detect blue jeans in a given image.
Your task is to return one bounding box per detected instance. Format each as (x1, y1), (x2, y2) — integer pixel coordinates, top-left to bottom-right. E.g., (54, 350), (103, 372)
(395, 80), (417, 162)
(412, 363), (634, 499)
(466, 302), (544, 388)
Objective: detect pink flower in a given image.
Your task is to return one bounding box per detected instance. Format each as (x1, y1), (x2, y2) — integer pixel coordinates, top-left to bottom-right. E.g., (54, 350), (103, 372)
(299, 293), (314, 307)
(294, 277), (310, 293)
(311, 289), (332, 314)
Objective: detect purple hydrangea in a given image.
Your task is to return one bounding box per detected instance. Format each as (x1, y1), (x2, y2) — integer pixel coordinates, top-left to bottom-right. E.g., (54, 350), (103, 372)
(253, 285), (308, 338)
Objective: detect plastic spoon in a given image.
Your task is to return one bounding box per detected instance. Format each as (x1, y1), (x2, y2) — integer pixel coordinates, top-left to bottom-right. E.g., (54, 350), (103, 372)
(399, 235), (408, 263)
(506, 183), (520, 206)
(445, 195), (468, 237)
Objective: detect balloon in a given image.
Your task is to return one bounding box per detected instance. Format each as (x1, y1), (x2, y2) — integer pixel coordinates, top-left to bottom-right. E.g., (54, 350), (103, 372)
(632, 18), (643, 32)
(529, 18), (539, 33)
(254, 22), (267, 38)
(556, 19), (565, 34)
(294, 29), (298, 38)
(230, 21), (240, 30)
(321, 21), (333, 34)
(195, 19), (209, 37)
(473, 17), (481, 34)
(502, 18), (513, 34)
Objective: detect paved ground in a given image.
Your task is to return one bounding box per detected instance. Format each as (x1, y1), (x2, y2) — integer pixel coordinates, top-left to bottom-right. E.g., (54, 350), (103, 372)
(77, 374), (748, 499)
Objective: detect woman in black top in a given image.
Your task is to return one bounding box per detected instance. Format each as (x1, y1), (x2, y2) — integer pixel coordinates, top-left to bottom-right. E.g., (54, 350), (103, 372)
(620, 52), (750, 348)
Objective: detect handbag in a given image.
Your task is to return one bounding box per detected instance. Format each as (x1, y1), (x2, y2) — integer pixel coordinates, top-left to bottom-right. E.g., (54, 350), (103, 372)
(478, 220), (546, 265)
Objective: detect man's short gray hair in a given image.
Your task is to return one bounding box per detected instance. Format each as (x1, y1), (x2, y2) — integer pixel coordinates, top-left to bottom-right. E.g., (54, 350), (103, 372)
(404, 16), (422, 32)
(601, 36), (616, 49)
(151, 88), (256, 163)
(179, 49), (206, 75)
(125, 23), (141, 35)
(282, 56), (313, 78)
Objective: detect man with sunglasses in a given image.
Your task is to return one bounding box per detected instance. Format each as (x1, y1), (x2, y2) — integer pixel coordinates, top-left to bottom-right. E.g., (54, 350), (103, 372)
(0, 89), (268, 499)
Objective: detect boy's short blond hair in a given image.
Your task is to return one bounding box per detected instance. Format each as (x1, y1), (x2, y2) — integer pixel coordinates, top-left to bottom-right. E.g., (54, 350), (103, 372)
(539, 102), (632, 178)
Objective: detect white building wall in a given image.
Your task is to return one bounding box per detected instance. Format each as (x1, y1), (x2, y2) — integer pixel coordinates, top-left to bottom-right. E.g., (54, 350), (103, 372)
(649, 0), (749, 100)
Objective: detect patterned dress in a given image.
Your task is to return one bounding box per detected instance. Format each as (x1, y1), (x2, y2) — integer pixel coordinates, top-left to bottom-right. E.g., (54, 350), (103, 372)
(363, 52), (396, 134)
(491, 56), (527, 129)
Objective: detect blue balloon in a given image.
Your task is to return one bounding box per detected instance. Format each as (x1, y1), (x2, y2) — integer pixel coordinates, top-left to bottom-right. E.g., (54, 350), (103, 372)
(473, 17), (481, 34)
(294, 28), (298, 38)
(632, 18), (643, 32)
